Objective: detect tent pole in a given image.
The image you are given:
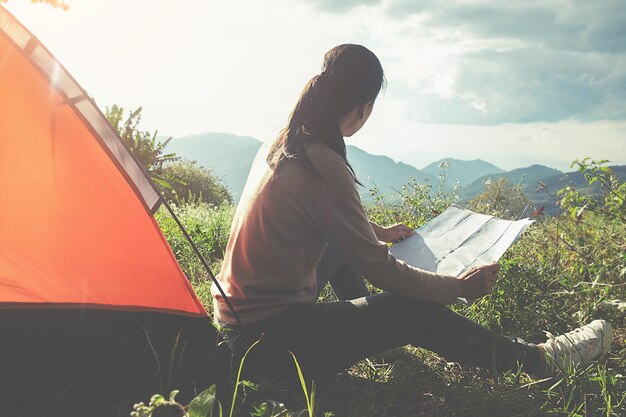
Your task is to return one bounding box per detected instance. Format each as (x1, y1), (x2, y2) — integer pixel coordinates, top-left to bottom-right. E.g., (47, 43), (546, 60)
(160, 198), (243, 326)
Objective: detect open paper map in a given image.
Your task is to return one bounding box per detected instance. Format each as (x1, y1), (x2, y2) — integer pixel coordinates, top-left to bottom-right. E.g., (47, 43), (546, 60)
(390, 204), (534, 281)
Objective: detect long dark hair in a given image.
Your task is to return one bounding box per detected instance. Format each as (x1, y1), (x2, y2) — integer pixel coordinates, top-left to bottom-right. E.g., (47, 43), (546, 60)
(267, 44), (385, 181)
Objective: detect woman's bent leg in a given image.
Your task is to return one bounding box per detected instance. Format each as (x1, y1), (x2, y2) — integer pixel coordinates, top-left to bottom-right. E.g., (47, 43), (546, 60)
(316, 243), (369, 300)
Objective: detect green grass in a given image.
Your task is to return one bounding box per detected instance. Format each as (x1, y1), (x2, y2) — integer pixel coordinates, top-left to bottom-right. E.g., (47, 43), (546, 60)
(158, 161), (625, 417)
(156, 201), (233, 313)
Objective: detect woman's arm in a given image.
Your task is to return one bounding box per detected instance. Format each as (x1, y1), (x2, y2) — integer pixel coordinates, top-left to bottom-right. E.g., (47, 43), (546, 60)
(303, 152), (460, 304)
(303, 145), (498, 303)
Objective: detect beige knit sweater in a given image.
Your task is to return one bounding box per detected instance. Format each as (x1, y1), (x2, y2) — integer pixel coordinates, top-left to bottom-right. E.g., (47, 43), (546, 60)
(211, 140), (461, 325)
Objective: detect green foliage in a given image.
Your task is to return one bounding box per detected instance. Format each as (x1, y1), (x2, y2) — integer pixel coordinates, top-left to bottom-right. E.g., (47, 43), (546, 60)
(188, 385), (221, 417)
(156, 202), (234, 283)
(366, 163), (460, 229)
(335, 157), (624, 416)
(158, 157), (624, 417)
(557, 158), (626, 223)
(130, 387), (223, 417)
(161, 159), (233, 206)
(106, 105), (232, 206)
(453, 160), (626, 416)
(467, 176), (531, 220)
(105, 105), (179, 190)
(251, 400), (289, 417)
(290, 352), (316, 417)
(230, 339), (263, 417)
(131, 391), (185, 417)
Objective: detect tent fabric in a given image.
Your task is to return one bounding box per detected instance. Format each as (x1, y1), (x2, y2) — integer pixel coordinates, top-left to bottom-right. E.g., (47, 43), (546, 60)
(0, 6), (161, 212)
(0, 6), (206, 317)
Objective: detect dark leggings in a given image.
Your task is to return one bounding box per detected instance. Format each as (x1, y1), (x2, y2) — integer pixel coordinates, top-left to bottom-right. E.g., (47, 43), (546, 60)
(219, 244), (543, 383)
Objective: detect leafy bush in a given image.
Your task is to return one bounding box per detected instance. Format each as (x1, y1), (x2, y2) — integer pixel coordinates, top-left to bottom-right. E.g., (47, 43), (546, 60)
(105, 105), (178, 190)
(453, 160), (625, 416)
(366, 164), (461, 229)
(358, 159), (625, 416)
(467, 176), (531, 220)
(106, 105), (232, 205)
(557, 158), (626, 223)
(161, 159), (233, 206)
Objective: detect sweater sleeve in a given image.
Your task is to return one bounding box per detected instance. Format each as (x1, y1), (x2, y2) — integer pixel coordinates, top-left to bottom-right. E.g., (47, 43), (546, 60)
(304, 153), (461, 305)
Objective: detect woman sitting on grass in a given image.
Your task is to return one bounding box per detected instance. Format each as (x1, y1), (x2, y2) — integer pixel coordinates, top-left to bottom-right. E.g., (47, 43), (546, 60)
(211, 44), (613, 385)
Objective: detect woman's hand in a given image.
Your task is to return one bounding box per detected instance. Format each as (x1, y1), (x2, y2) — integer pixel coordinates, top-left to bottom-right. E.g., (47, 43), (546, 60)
(457, 263), (500, 299)
(372, 223), (416, 244)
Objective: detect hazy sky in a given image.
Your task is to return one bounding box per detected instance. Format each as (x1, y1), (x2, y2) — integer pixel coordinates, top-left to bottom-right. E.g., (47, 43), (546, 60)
(5, 0), (626, 171)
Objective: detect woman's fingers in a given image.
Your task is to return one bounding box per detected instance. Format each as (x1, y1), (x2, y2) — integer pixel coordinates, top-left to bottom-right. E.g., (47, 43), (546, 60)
(386, 224), (416, 243)
(458, 262), (500, 298)
(394, 224), (415, 238)
(398, 224), (416, 236)
(480, 262), (500, 274)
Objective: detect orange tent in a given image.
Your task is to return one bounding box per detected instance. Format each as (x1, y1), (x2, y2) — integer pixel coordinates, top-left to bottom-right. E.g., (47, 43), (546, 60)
(0, 6), (222, 415)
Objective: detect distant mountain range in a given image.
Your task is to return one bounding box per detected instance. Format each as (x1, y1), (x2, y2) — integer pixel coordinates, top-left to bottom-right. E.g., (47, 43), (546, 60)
(345, 145), (437, 201)
(459, 164), (562, 201)
(167, 133), (443, 202)
(167, 132), (625, 215)
(422, 158), (505, 187)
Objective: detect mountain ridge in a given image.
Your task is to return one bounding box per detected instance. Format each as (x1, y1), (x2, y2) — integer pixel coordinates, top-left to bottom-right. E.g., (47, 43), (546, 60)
(166, 132), (625, 214)
(422, 158), (505, 187)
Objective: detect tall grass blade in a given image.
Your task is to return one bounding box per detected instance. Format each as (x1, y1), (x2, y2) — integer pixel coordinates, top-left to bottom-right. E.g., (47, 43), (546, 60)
(229, 338), (262, 417)
(290, 351), (315, 417)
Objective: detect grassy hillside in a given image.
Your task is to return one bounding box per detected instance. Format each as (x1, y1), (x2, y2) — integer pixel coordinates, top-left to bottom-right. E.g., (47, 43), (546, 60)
(154, 160), (626, 416)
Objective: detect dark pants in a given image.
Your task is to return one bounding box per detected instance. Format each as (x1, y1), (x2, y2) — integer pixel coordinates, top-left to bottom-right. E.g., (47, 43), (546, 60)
(219, 245), (543, 384)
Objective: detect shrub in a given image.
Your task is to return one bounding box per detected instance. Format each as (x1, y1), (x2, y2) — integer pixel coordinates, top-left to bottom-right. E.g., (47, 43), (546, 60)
(161, 159), (233, 206)
(366, 164), (461, 229)
(105, 105), (178, 189)
(557, 158), (626, 223)
(105, 105), (232, 206)
(467, 176), (531, 220)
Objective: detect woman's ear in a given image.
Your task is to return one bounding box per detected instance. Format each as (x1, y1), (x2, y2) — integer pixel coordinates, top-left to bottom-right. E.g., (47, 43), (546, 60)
(356, 102), (366, 119)
(338, 101), (374, 137)
(357, 101), (373, 119)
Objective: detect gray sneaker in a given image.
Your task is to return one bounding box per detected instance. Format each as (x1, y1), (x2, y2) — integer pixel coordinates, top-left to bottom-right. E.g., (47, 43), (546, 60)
(539, 319), (614, 375)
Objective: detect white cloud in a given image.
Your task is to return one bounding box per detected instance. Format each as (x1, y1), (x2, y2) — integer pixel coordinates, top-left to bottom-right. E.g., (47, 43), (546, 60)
(5, 0), (625, 172)
(304, 0), (626, 124)
(351, 99), (626, 171)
